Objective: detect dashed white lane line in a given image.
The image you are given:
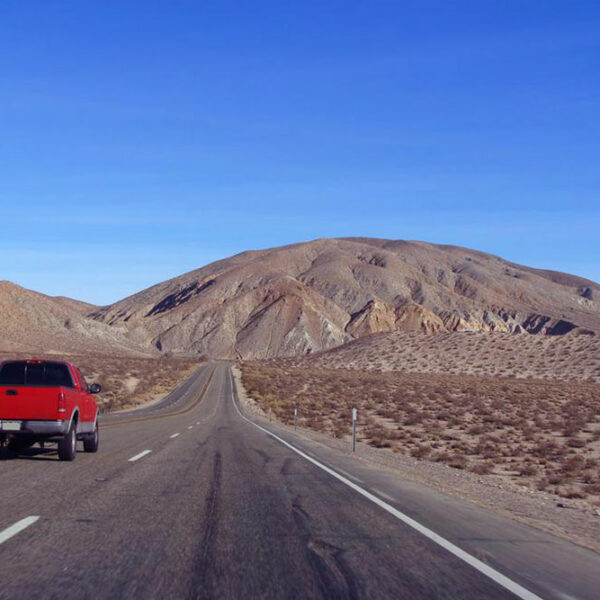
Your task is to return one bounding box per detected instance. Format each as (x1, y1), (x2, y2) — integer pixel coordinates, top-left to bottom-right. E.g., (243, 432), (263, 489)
(196, 421), (201, 425)
(187, 426), (193, 430)
(0, 516), (40, 546)
(128, 450), (152, 462)
(170, 433), (180, 439)
(229, 369), (543, 600)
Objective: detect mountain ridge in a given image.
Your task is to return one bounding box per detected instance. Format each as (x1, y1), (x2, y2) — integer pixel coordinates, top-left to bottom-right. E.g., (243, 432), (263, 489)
(0, 238), (597, 358)
(88, 237), (600, 358)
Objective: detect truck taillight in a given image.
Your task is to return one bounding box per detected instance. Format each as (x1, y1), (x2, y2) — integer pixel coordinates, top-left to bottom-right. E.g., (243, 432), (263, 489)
(58, 391), (66, 416)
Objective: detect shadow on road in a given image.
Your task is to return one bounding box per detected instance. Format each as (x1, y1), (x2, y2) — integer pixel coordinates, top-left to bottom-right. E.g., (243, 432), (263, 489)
(0, 446), (60, 461)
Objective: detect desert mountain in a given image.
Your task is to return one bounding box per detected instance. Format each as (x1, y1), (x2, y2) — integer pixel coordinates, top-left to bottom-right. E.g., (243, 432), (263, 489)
(89, 238), (600, 359)
(0, 281), (148, 356)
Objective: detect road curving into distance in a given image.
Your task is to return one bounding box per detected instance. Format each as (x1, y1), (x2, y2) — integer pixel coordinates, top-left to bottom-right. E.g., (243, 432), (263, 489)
(0, 362), (599, 599)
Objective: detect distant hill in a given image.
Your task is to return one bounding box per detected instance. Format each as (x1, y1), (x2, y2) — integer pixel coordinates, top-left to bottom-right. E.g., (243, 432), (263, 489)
(0, 281), (147, 356)
(88, 238), (600, 359)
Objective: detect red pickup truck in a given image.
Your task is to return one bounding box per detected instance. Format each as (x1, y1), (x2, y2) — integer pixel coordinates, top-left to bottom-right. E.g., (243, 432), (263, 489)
(0, 359), (101, 461)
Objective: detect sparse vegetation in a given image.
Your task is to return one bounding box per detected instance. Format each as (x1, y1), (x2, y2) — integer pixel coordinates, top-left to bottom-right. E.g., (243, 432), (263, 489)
(78, 354), (200, 410)
(284, 331), (600, 383)
(0, 351), (200, 411)
(241, 363), (600, 503)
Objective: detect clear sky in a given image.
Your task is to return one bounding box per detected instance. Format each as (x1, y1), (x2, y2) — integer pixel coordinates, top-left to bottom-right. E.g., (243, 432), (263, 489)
(0, 1), (598, 305)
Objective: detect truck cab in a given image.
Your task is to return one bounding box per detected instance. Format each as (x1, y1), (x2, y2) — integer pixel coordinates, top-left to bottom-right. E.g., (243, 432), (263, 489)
(0, 359), (101, 461)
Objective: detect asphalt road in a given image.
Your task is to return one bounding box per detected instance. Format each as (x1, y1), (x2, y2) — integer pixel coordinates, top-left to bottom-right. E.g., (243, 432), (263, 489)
(1, 362), (599, 599)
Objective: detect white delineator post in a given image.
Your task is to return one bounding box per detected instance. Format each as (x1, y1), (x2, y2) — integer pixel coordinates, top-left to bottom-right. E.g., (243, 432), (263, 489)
(352, 407), (358, 453)
(294, 407), (297, 429)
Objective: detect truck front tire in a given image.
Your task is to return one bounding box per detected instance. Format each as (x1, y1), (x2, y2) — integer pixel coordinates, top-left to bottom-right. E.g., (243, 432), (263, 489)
(58, 423), (77, 461)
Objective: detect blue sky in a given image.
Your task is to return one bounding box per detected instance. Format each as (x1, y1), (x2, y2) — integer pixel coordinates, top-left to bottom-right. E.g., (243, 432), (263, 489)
(0, 1), (598, 304)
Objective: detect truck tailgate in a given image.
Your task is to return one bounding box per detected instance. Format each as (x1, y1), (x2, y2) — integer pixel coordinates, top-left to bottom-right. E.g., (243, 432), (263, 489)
(0, 386), (60, 420)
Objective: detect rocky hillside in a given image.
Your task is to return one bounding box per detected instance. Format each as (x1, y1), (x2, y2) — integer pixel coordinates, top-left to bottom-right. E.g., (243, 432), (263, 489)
(0, 281), (148, 356)
(280, 330), (600, 382)
(89, 238), (600, 359)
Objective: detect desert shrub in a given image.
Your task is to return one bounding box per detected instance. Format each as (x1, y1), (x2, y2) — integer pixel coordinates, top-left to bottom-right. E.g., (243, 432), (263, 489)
(519, 464), (538, 477)
(411, 444), (431, 459)
(537, 478), (552, 491)
(561, 455), (585, 474)
(447, 455), (468, 470)
(559, 488), (587, 500)
(470, 462), (493, 475)
(584, 482), (600, 495)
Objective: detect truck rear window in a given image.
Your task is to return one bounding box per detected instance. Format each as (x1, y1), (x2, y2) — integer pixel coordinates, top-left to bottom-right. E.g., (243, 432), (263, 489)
(0, 361), (74, 388)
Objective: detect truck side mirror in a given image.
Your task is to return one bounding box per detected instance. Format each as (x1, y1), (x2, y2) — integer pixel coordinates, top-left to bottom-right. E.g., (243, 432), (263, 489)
(89, 383), (102, 394)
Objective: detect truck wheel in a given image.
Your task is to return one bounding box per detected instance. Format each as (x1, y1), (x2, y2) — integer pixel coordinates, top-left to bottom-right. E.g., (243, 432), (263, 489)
(58, 423), (77, 461)
(83, 422), (99, 453)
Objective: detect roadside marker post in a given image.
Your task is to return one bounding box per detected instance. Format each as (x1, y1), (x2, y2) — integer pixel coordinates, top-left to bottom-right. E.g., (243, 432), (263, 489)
(294, 407), (297, 429)
(352, 408), (358, 453)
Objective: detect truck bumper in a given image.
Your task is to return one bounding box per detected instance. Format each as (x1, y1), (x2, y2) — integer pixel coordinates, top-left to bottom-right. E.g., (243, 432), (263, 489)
(0, 419), (69, 436)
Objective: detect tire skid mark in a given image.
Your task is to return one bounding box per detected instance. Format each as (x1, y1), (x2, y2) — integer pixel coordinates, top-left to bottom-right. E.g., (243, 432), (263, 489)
(307, 539), (360, 600)
(252, 447), (271, 467)
(289, 494), (359, 600)
(190, 451), (222, 600)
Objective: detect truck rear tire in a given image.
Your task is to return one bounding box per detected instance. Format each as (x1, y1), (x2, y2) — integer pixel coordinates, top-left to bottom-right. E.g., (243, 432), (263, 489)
(83, 422), (99, 453)
(58, 423), (77, 461)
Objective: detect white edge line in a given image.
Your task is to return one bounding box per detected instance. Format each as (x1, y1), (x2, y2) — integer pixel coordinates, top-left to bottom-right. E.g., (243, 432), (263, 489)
(128, 449), (152, 462)
(170, 433), (181, 439)
(0, 516), (40, 545)
(336, 468), (363, 484)
(372, 488), (397, 503)
(228, 369), (543, 600)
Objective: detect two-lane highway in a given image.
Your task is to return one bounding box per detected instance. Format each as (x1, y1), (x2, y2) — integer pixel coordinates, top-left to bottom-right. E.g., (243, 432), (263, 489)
(1, 363), (599, 599)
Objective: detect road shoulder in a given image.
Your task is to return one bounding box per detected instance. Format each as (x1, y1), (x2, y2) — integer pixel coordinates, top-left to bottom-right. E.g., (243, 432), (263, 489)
(231, 365), (600, 555)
